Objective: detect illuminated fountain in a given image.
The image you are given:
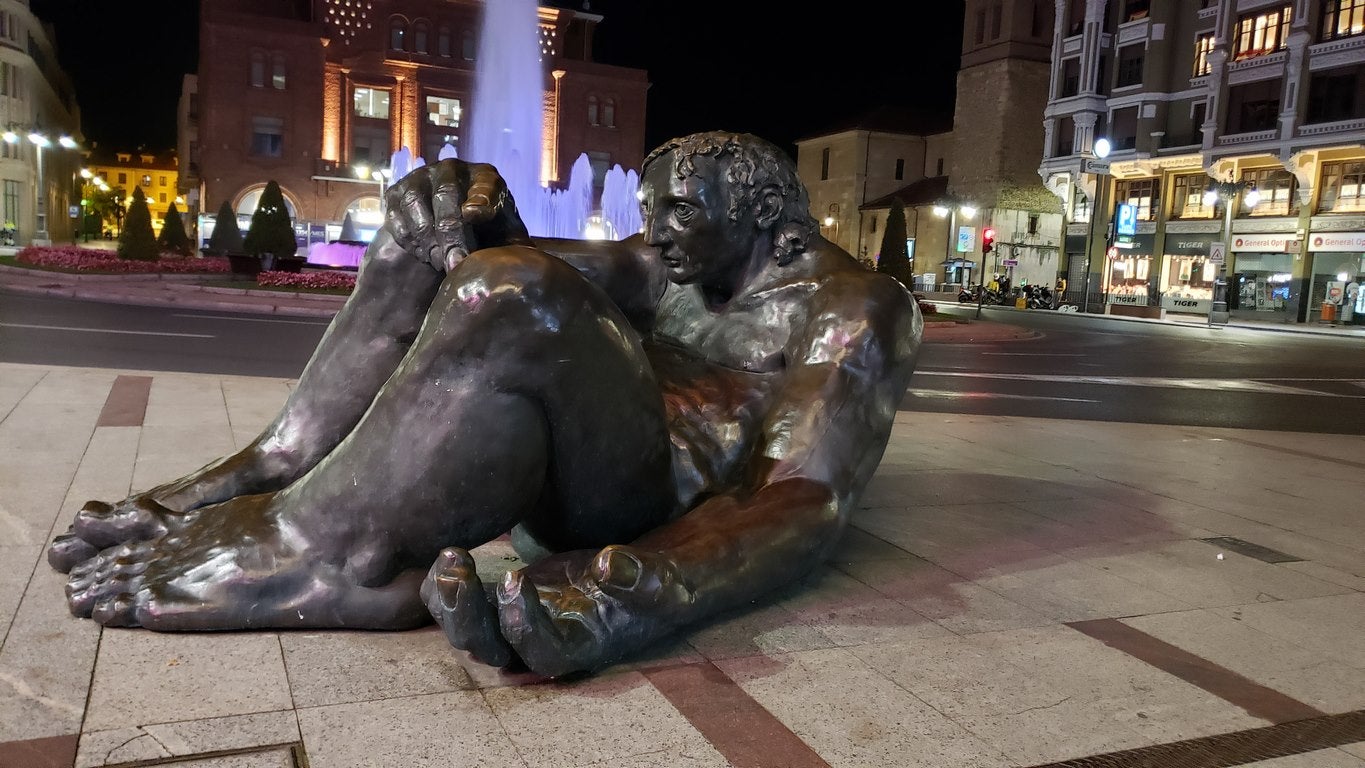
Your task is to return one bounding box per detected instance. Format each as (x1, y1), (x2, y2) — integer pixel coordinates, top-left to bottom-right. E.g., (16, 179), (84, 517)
(309, 0), (641, 268)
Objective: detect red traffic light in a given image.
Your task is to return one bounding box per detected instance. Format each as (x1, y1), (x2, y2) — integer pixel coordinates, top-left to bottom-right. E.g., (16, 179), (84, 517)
(982, 227), (995, 254)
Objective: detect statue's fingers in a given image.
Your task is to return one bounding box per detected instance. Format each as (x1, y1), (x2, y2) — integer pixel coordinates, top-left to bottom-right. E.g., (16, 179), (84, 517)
(497, 571), (589, 678)
(427, 160), (472, 271)
(591, 545), (693, 610)
(384, 171), (435, 260)
(462, 163), (505, 225)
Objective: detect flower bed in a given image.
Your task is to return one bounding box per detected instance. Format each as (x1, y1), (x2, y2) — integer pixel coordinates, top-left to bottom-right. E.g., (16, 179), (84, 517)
(15, 245), (230, 274)
(256, 270), (356, 293)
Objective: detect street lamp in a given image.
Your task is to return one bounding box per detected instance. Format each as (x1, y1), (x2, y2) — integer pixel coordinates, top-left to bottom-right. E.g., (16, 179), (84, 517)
(1201, 173), (1259, 324)
(354, 164), (392, 212)
(1080, 137), (1113, 313)
(3, 128), (78, 243)
(934, 199), (977, 291)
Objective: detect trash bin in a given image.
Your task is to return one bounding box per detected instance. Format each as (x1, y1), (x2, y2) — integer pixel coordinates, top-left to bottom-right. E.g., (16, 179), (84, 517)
(1015, 296), (1027, 309)
(1321, 302), (1337, 323)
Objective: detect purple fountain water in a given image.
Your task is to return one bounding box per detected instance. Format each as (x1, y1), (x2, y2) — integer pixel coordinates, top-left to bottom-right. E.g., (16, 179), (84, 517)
(323, 0), (642, 252)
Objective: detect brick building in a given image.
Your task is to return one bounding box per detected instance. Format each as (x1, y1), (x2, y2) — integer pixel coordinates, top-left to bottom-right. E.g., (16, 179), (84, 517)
(181, 0), (648, 244)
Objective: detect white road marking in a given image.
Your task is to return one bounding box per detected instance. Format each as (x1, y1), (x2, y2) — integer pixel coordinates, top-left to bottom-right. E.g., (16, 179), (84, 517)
(914, 370), (1365, 398)
(0, 323), (213, 338)
(907, 389), (1098, 403)
(172, 313), (331, 326)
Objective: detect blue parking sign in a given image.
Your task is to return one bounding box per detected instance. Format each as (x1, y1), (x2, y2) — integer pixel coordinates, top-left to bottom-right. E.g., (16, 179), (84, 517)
(1117, 203), (1137, 236)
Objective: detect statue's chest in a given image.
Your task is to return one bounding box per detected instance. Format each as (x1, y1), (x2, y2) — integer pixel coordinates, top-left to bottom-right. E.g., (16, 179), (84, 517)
(653, 288), (796, 373)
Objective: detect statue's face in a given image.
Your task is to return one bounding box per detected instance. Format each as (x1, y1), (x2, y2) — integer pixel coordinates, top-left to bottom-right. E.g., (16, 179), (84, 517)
(640, 153), (757, 287)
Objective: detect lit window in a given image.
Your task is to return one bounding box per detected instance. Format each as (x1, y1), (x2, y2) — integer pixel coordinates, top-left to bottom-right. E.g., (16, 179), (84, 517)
(353, 87), (391, 119)
(426, 95), (461, 127)
(272, 55), (286, 89)
(1233, 5), (1292, 60)
(1192, 33), (1214, 77)
(1321, 0), (1365, 41)
(1115, 177), (1158, 220)
(1319, 161), (1365, 212)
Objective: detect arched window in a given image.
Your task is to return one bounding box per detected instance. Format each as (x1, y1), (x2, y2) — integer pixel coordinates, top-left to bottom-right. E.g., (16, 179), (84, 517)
(461, 29), (476, 60)
(235, 184), (297, 219)
(413, 20), (429, 54)
(249, 51), (265, 87)
(587, 95), (599, 126)
(437, 26), (451, 57)
(390, 17), (407, 51)
(603, 98), (616, 128)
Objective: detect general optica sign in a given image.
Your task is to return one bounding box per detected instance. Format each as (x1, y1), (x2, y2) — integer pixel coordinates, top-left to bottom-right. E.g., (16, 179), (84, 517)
(1309, 232), (1365, 252)
(1231, 233), (1297, 252)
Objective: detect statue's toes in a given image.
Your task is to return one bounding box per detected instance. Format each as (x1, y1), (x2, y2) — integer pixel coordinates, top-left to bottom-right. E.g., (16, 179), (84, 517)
(73, 498), (163, 549)
(91, 592), (142, 627)
(48, 529), (99, 574)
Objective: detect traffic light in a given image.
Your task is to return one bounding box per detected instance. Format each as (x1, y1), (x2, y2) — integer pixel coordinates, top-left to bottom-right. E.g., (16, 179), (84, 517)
(982, 227), (995, 254)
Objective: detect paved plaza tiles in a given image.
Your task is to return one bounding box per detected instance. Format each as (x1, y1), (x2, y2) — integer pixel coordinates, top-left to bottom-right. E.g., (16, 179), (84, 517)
(0, 361), (1362, 767)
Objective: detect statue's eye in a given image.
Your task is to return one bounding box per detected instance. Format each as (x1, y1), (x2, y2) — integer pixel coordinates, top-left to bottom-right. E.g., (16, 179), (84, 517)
(674, 202), (696, 221)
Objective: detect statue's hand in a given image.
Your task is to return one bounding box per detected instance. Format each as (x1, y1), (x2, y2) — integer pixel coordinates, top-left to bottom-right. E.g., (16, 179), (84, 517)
(385, 159), (532, 273)
(425, 544), (694, 677)
(495, 544), (696, 677)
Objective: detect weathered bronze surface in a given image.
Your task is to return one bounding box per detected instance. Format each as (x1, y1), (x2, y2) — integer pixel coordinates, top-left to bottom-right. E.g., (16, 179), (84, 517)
(49, 132), (922, 677)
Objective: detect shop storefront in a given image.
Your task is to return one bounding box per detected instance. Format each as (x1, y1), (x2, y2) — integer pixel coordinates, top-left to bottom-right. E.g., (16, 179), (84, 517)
(1160, 233), (1217, 315)
(1228, 232), (1298, 317)
(1103, 234), (1156, 308)
(1307, 232), (1365, 323)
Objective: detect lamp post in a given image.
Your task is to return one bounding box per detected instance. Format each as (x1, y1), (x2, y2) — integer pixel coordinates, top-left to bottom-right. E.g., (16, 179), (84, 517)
(354, 164), (392, 212)
(1081, 137), (1112, 314)
(933, 200), (977, 292)
(2, 128), (77, 244)
(1202, 174), (1260, 325)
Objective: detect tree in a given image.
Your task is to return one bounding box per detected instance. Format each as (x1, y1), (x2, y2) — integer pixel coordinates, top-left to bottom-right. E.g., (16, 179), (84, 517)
(207, 200), (243, 254)
(874, 198), (914, 292)
(157, 202), (193, 256)
(337, 212), (361, 244)
(118, 187), (158, 261)
(84, 184), (125, 236)
(242, 180), (297, 258)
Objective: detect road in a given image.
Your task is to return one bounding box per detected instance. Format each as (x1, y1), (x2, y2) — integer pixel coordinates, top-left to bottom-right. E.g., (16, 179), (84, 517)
(913, 306), (1365, 434)
(3, 292), (1364, 434)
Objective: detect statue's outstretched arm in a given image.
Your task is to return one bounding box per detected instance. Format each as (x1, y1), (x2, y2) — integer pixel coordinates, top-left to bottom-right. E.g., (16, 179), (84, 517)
(462, 274), (922, 677)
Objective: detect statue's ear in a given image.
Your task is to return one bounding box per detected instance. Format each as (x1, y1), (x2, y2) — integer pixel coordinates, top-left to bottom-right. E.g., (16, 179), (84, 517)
(754, 185), (783, 230)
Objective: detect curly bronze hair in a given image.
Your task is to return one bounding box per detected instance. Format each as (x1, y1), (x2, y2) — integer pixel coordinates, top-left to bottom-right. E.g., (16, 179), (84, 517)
(643, 131), (818, 266)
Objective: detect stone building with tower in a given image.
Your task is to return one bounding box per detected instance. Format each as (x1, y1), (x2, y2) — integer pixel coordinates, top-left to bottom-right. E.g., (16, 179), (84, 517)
(799, 0), (1062, 294)
(1039, 0), (1365, 323)
(179, 0), (648, 246)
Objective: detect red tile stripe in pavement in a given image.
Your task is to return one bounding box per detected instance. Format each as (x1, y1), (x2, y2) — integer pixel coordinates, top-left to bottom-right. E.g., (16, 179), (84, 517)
(644, 661), (830, 768)
(96, 375), (153, 428)
(1067, 618), (1326, 724)
(0, 733), (79, 768)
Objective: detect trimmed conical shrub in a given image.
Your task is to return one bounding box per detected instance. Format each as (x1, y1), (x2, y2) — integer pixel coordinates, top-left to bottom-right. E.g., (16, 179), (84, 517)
(242, 180), (296, 258)
(208, 200), (243, 254)
(337, 212), (361, 244)
(874, 198), (914, 291)
(157, 202), (193, 256)
(118, 187), (158, 261)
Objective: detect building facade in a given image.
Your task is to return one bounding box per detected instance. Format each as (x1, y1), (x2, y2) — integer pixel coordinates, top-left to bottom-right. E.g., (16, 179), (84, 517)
(1040, 0), (1365, 322)
(0, 0), (82, 246)
(84, 149), (180, 236)
(802, 0), (1062, 294)
(183, 0), (648, 246)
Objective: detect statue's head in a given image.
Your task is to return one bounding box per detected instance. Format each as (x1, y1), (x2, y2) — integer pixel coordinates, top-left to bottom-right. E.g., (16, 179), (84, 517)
(643, 132), (817, 266)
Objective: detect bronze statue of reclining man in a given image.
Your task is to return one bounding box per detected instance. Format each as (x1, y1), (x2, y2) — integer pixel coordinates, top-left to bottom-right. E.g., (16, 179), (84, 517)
(49, 131), (922, 678)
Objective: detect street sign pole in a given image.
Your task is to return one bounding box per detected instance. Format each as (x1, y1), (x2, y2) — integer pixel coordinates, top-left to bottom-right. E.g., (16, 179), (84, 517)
(1207, 241), (1227, 326)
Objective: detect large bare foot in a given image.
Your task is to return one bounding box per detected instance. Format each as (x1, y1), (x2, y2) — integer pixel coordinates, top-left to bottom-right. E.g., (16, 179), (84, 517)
(64, 495), (429, 631)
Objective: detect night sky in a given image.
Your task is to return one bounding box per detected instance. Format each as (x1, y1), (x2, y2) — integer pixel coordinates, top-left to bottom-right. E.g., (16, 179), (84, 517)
(30, 0), (964, 157)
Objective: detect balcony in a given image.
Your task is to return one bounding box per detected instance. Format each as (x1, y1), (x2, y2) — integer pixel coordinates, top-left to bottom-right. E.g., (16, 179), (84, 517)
(1227, 50), (1287, 85)
(1298, 117), (1365, 136)
(1308, 35), (1365, 68)
(1217, 128), (1278, 146)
